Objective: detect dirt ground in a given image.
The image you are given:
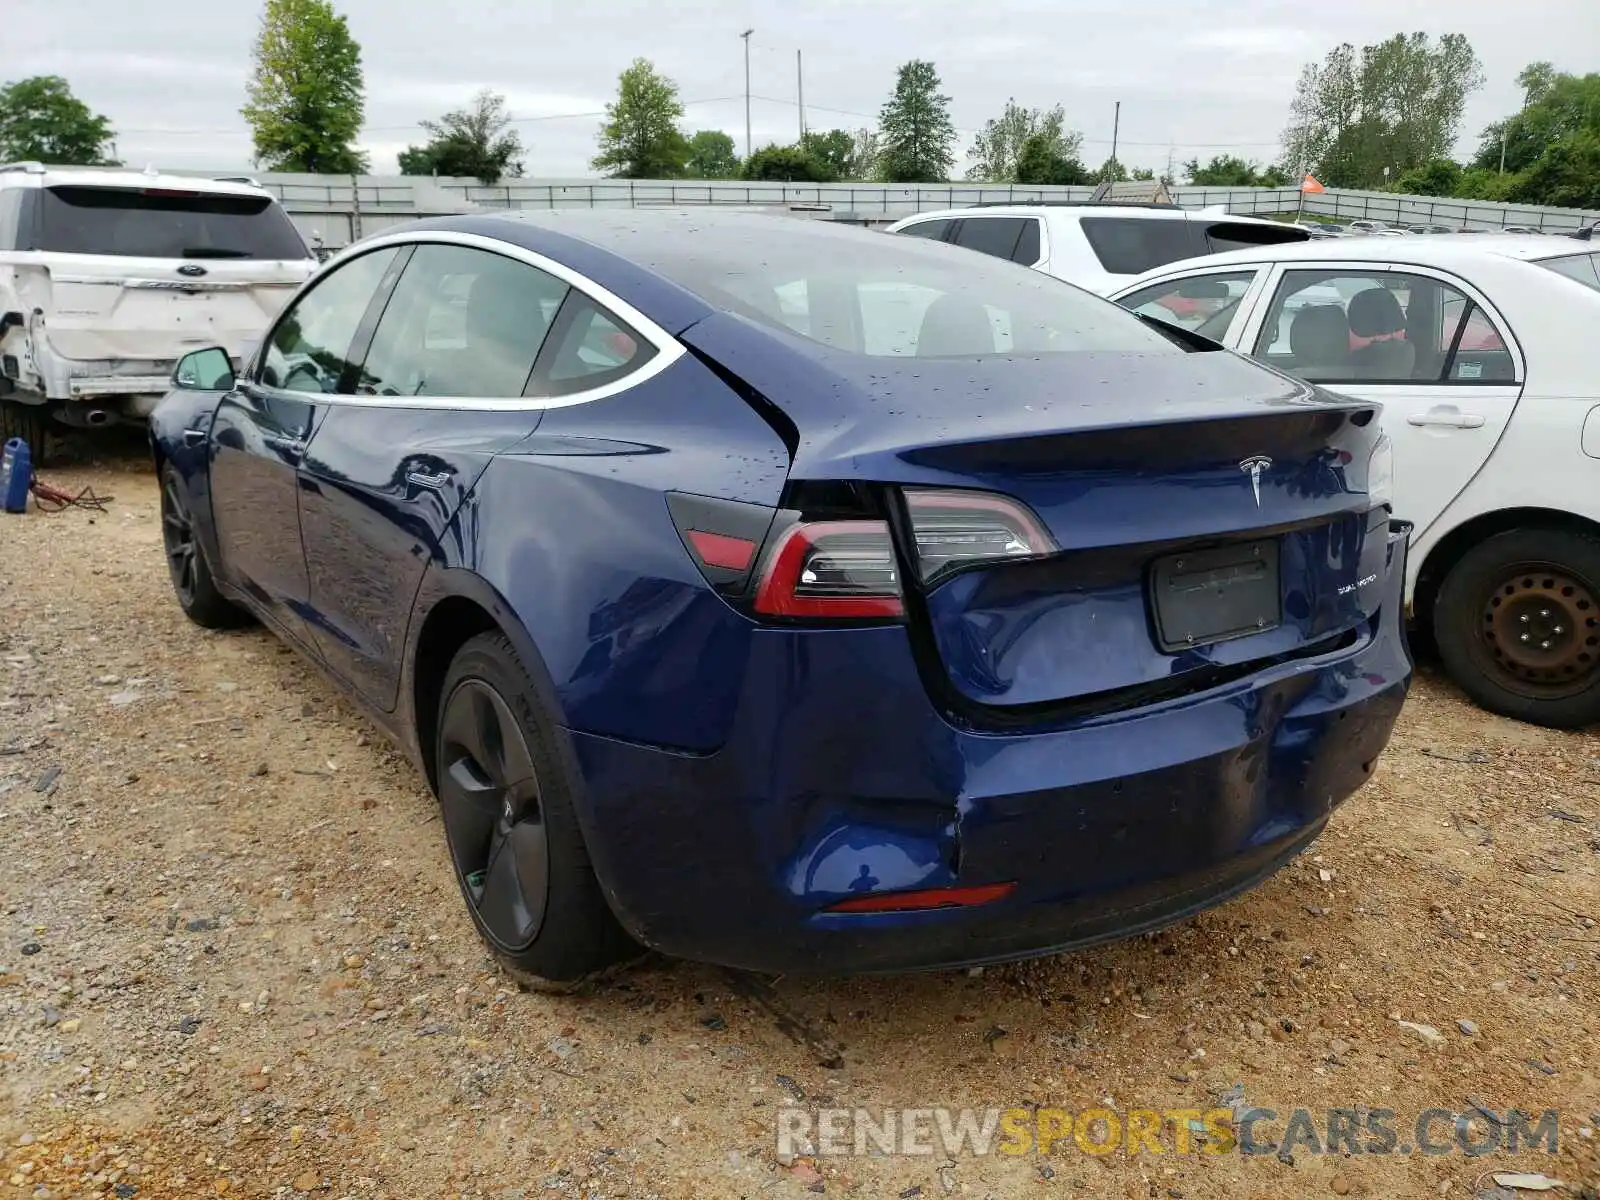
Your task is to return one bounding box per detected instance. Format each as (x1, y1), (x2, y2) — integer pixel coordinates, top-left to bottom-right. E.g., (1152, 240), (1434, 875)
(2, 448), (1597, 1200)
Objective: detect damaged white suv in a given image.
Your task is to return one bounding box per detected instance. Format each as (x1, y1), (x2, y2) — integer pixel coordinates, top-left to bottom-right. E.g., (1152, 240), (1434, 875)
(0, 162), (316, 460)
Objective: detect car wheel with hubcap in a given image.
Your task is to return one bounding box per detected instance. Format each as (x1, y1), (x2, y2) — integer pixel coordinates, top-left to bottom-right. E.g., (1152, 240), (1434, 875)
(1434, 527), (1600, 729)
(434, 633), (639, 991)
(160, 465), (251, 629)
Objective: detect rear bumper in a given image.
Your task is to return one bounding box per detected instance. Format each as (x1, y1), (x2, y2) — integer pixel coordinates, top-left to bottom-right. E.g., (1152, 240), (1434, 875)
(568, 524), (1413, 975)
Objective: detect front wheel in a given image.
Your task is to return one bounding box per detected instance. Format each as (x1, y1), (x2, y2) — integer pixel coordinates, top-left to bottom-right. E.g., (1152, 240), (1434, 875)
(1434, 527), (1600, 728)
(160, 465), (251, 629)
(434, 632), (641, 991)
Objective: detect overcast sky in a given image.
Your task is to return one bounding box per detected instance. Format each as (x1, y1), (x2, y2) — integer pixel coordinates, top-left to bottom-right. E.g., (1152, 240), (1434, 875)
(6, 0), (1598, 179)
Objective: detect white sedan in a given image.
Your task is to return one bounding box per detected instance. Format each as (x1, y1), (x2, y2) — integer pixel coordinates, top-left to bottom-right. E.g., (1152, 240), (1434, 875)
(1110, 234), (1600, 728)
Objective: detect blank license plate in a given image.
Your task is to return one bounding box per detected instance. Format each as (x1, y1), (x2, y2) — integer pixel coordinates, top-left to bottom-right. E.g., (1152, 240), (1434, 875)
(1150, 540), (1281, 652)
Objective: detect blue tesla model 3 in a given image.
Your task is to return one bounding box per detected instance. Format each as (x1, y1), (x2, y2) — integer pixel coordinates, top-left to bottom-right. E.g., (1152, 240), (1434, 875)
(150, 209), (1412, 987)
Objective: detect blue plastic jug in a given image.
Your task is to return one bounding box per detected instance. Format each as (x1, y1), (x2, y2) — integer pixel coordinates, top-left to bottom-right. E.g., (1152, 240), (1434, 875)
(2, 437), (31, 514)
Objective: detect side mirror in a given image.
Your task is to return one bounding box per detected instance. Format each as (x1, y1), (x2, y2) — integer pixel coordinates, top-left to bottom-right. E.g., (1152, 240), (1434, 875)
(173, 347), (235, 391)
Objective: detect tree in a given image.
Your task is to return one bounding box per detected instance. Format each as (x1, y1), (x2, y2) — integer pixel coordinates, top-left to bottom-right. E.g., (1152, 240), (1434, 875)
(846, 128), (880, 181)
(1390, 157), (1463, 196)
(876, 60), (956, 183)
(1510, 130), (1600, 210)
(1097, 157), (1129, 183)
(1130, 167), (1155, 181)
(965, 100), (1082, 183)
(1474, 69), (1600, 176)
(1014, 132), (1091, 185)
(684, 130), (739, 179)
(1281, 33), (1483, 189)
(799, 130), (855, 180)
(592, 58), (690, 179)
(398, 90), (524, 183)
(242, 0), (367, 174)
(1185, 155), (1263, 186)
(0, 76), (117, 165)
(741, 143), (835, 183)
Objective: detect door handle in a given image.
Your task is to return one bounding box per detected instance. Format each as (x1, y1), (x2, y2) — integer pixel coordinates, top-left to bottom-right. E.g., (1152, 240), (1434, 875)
(405, 468), (454, 491)
(1407, 410), (1485, 429)
(181, 428), (208, 447)
(263, 434), (306, 456)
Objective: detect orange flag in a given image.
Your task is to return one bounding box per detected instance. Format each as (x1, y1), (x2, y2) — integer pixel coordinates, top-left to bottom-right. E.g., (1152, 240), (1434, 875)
(1301, 174), (1325, 193)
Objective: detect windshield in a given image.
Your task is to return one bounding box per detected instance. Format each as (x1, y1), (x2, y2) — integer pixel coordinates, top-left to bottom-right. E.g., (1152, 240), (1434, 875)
(37, 185), (309, 260)
(619, 216), (1183, 359)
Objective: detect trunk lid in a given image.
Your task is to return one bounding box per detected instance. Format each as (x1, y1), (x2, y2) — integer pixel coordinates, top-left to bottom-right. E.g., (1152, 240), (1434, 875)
(684, 315), (1390, 714)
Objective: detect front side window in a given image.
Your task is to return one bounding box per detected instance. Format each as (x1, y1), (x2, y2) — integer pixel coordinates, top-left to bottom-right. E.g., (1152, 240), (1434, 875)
(259, 247), (402, 393)
(951, 217), (1028, 262)
(356, 243), (568, 398)
(1117, 270), (1259, 341)
(36, 185), (307, 259)
(1078, 217), (1203, 275)
(1252, 269), (1517, 385)
(895, 218), (952, 241)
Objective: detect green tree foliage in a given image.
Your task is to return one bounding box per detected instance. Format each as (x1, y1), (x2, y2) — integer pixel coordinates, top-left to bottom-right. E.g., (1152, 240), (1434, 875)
(0, 76), (117, 165)
(591, 58), (690, 179)
(1390, 157), (1463, 196)
(398, 90), (524, 184)
(1186, 155), (1265, 186)
(876, 60), (956, 183)
(684, 130), (739, 179)
(1013, 132), (1091, 185)
(1474, 68), (1600, 182)
(1281, 33), (1483, 189)
(1097, 157), (1130, 183)
(1509, 130), (1600, 210)
(799, 130), (855, 180)
(242, 0), (367, 174)
(741, 143), (835, 183)
(1130, 167), (1155, 181)
(965, 100), (1083, 183)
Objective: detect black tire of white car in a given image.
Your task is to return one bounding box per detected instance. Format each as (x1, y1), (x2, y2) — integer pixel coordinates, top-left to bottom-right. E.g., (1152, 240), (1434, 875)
(434, 633), (642, 992)
(1434, 527), (1600, 729)
(0, 400), (49, 467)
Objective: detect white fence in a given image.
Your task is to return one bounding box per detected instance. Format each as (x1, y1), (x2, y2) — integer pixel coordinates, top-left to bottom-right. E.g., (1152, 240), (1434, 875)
(233, 172), (1600, 247)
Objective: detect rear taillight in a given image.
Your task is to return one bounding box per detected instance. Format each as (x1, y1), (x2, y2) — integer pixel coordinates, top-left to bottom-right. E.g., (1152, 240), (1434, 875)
(753, 520), (904, 618)
(904, 488), (1057, 585)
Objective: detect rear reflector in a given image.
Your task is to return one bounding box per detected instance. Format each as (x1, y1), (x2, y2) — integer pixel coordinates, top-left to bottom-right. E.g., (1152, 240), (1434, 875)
(824, 881), (1017, 913)
(752, 519), (905, 619)
(686, 529), (757, 571)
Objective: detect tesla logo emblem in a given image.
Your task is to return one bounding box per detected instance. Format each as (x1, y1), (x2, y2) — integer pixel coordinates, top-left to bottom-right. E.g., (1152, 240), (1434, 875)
(1239, 456), (1272, 507)
(177, 264), (207, 277)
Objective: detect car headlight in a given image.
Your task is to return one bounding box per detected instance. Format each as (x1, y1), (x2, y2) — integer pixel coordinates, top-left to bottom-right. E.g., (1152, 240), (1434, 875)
(1366, 432), (1394, 509)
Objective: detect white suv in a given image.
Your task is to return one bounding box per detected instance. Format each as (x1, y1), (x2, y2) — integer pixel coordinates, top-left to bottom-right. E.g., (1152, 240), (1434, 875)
(0, 162), (316, 458)
(884, 202), (1308, 295)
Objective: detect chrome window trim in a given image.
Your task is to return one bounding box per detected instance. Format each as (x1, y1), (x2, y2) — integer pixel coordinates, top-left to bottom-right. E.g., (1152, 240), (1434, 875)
(259, 229), (685, 411)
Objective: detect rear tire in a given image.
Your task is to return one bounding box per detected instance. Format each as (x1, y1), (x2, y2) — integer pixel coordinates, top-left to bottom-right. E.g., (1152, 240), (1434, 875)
(0, 398), (49, 467)
(1433, 526), (1600, 729)
(434, 632), (641, 992)
(160, 465), (251, 629)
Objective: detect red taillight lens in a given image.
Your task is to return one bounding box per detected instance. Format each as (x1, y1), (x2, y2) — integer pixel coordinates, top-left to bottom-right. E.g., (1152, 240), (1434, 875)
(752, 520), (905, 619)
(903, 488), (1057, 585)
(824, 881), (1017, 913)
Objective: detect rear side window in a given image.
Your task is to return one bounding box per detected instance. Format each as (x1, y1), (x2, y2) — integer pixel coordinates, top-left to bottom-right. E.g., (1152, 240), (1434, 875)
(35, 185), (308, 260)
(951, 217), (1027, 262)
(896, 218), (952, 241)
(538, 297), (657, 395)
(1013, 219), (1041, 265)
(1079, 217), (1203, 275)
(1538, 252), (1600, 292)
(357, 243), (569, 398)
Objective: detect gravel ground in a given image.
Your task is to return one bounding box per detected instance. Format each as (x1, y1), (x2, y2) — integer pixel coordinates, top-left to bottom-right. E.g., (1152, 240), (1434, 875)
(2, 450), (1597, 1200)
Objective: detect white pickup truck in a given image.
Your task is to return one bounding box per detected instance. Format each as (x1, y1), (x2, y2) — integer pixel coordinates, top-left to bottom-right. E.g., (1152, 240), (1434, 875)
(0, 163), (316, 460)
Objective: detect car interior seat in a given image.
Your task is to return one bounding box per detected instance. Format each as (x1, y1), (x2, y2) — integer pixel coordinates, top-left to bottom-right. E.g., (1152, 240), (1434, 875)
(1347, 288), (1416, 380)
(1287, 304), (1351, 379)
(916, 293), (997, 357)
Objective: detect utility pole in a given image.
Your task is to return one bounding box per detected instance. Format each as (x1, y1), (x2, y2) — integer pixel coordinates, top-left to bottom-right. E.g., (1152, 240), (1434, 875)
(797, 49), (806, 141)
(1107, 101), (1121, 181)
(740, 29), (754, 160)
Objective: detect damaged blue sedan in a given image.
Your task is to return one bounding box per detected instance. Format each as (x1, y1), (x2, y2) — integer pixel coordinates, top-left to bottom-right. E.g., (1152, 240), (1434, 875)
(150, 209), (1411, 986)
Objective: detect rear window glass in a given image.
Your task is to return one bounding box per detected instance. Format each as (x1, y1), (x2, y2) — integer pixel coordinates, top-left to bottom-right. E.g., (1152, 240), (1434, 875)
(1079, 217), (1204, 275)
(895, 219), (952, 241)
(1203, 221), (1310, 254)
(1537, 252), (1600, 292)
(37, 185), (309, 260)
(629, 217), (1182, 358)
